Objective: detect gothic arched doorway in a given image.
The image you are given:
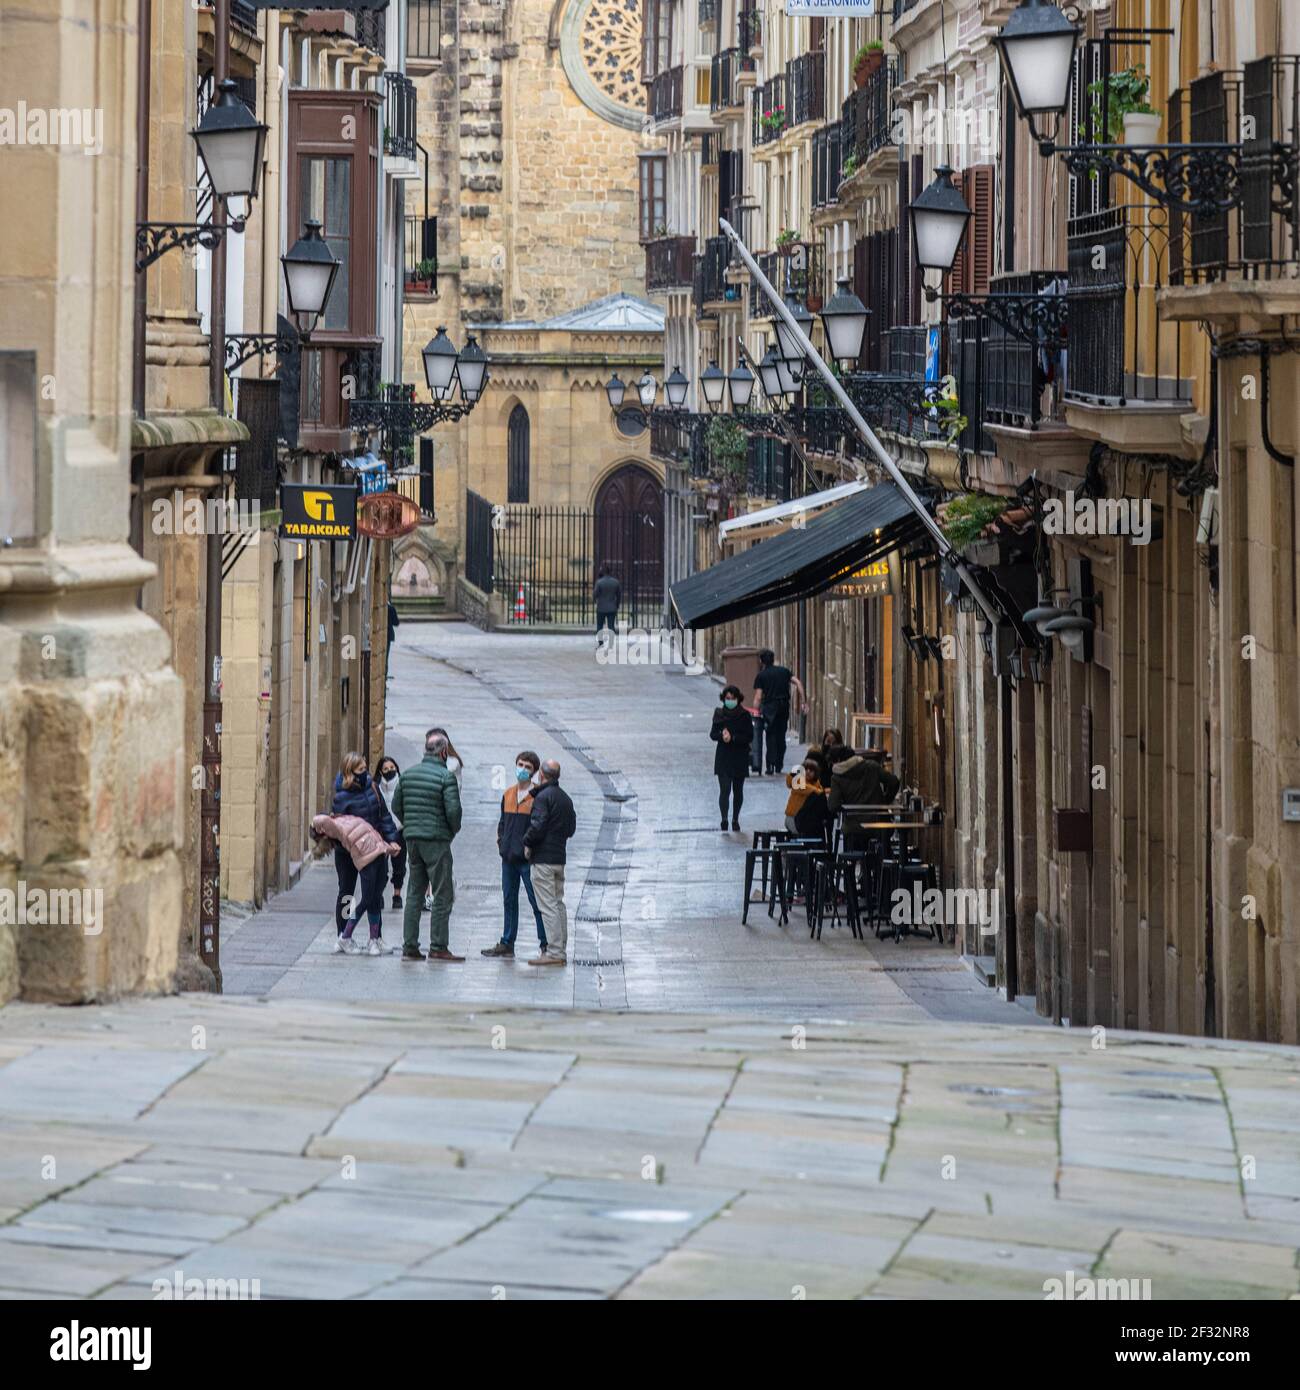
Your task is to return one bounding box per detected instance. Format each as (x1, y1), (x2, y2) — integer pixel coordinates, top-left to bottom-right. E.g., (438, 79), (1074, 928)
(593, 463), (663, 628)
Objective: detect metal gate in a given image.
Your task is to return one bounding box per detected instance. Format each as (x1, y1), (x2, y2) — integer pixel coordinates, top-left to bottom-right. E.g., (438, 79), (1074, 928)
(493, 504), (665, 628)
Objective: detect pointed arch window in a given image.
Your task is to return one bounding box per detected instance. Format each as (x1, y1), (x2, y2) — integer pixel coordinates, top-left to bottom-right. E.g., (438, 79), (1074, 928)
(508, 404), (530, 503)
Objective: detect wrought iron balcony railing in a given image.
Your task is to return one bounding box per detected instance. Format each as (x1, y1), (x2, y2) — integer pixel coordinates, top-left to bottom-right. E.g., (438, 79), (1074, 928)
(385, 73), (417, 160)
(840, 58), (900, 170)
(812, 123), (843, 209)
(645, 234), (696, 291)
(404, 214), (438, 294)
(738, 5), (761, 56)
(753, 74), (788, 146)
(649, 66), (684, 123)
(1066, 204), (1190, 408)
(788, 50), (825, 130)
(710, 48), (751, 113)
(693, 235), (733, 318)
(354, 3), (385, 58)
(748, 251), (783, 318)
(981, 271), (1066, 431)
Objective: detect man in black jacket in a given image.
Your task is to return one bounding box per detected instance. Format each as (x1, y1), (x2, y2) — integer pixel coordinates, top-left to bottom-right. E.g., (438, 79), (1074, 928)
(523, 760), (577, 967)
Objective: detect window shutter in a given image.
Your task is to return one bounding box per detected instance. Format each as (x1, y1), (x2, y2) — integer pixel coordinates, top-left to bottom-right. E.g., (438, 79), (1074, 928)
(909, 153), (924, 323)
(419, 436), (434, 516)
(896, 155), (910, 325)
(945, 168), (972, 297)
(970, 165), (995, 295)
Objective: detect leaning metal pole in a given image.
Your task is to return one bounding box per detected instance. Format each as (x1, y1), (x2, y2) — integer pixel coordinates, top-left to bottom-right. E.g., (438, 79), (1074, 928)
(718, 218), (1002, 628)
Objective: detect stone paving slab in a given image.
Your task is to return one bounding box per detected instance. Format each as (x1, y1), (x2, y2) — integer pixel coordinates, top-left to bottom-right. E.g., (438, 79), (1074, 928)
(0, 995), (1294, 1299)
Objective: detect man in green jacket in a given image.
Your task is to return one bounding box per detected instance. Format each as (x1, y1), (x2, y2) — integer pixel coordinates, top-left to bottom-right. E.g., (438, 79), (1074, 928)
(392, 730), (464, 962)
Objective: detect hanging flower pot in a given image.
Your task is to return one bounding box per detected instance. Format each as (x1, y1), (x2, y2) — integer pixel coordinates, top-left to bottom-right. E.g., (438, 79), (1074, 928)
(1122, 109), (1161, 145)
(854, 44), (884, 89)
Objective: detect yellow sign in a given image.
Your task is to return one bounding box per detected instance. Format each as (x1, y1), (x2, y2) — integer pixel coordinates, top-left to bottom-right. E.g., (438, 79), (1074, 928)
(279, 484), (357, 540)
(831, 558), (890, 598)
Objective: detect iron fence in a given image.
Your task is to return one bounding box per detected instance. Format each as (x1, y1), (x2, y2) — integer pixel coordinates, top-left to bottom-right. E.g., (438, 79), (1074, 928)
(465, 489), (494, 594)
(1066, 205), (1189, 406)
(493, 506), (665, 628)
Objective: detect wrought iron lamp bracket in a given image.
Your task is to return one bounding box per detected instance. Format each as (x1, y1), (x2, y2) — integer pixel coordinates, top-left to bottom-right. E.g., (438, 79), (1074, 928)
(135, 217), (244, 272)
(924, 285), (1068, 348)
(225, 330), (300, 372)
(1041, 141), (1245, 217)
(350, 399), (474, 432)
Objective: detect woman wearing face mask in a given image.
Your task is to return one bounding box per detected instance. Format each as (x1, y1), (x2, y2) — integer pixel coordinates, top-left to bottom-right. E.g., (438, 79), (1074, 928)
(481, 750), (549, 959)
(375, 755), (405, 909)
(711, 685), (753, 832)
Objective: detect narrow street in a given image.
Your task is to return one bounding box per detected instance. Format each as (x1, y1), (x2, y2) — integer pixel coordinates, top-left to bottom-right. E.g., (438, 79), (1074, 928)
(223, 623), (1037, 1025)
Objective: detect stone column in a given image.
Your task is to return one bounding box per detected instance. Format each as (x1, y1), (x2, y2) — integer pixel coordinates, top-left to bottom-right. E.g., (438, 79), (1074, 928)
(0, 0), (185, 1002)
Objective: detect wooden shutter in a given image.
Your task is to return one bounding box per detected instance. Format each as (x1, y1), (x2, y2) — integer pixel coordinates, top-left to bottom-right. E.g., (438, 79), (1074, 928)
(945, 168), (972, 297)
(969, 165), (995, 295)
(896, 156), (911, 326)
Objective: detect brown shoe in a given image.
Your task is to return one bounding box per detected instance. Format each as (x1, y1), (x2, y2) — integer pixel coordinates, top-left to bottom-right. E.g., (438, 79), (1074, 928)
(481, 942), (514, 957)
(526, 950), (566, 967)
(427, 948), (465, 963)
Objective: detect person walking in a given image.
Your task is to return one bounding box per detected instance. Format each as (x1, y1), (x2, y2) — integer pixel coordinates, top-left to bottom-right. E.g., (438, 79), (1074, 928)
(393, 730), (464, 962)
(482, 749), (548, 959)
(375, 754), (406, 909)
(593, 563), (621, 644)
(752, 649), (807, 776)
(524, 759), (576, 967)
(711, 684), (753, 831)
(318, 752), (400, 956)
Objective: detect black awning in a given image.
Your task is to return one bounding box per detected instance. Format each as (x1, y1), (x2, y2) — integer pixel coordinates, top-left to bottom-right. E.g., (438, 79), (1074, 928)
(671, 482), (930, 629)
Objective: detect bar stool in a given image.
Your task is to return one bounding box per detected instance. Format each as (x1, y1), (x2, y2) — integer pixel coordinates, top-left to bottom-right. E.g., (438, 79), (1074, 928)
(898, 860), (941, 941)
(813, 852), (864, 941)
(742, 841), (789, 924)
(748, 828), (793, 905)
(769, 840), (826, 926)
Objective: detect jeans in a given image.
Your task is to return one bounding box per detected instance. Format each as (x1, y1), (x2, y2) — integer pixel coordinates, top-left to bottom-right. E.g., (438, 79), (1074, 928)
(501, 859), (546, 948)
(762, 700), (790, 774)
(334, 847), (358, 934)
(717, 774), (745, 822)
(341, 857), (387, 937)
(530, 862), (568, 957)
(404, 838), (454, 950)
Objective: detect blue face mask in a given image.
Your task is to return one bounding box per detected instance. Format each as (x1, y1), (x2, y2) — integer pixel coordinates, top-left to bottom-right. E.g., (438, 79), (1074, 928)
(723, 699), (739, 710)
(516, 766), (532, 781)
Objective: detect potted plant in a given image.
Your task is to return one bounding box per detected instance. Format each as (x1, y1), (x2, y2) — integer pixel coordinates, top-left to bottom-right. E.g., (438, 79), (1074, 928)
(853, 40), (885, 90)
(404, 258), (436, 294)
(705, 417), (748, 486)
(939, 492), (1007, 550)
(775, 227), (800, 254)
(840, 151), (859, 181)
(1083, 66), (1160, 145)
(759, 104), (787, 136)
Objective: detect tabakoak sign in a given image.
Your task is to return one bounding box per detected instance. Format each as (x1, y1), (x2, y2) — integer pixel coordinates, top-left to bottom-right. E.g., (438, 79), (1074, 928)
(279, 484), (358, 540)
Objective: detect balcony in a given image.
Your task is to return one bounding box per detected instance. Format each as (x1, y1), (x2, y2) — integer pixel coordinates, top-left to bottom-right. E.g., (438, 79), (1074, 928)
(384, 73), (416, 160)
(693, 235), (734, 318)
(404, 215), (437, 296)
(981, 271), (1066, 431)
(840, 58), (900, 175)
(231, 0), (258, 35)
(354, 3), (385, 58)
(651, 412), (704, 468)
(752, 74), (788, 147)
(649, 66), (684, 123)
(748, 252), (782, 318)
(711, 48), (752, 114)
(788, 50), (825, 130)
(699, 0), (720, 28)
(645, 235), (696, 291)
(811, 123), (843, 210)
(746, 436), (794, 502)
(738, 6), (761, 56)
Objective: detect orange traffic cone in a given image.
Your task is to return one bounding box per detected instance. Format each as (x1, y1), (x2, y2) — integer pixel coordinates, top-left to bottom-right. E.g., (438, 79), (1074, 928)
(514, 583), (527, 621)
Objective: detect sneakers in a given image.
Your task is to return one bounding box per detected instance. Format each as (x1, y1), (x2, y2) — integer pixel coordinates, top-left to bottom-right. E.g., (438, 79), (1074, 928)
(481, 942), (514, 957)
(527, 949), (566, 967)
(391, 892), (403, 910)
(731, 820), (741, 832)
(401, 945), (425, 961)
(366, 937), (384, 957)
(427, 948), (465, 963)
(334, 935), (360, 955)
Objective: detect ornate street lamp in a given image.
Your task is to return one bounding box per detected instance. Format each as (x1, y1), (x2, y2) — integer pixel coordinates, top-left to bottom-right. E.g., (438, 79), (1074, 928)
(820, 278), (871, 366)
(637, 372), (659, 409)
(700, 359), (728, 412)
(773, 295), (815, 366)
(605, 373), (627, 409)
(909, 165), (972, 274)
(756, 345), (783, 401)
(665, 365), (691, 410)
(192, 78), (267, 204)
(421, 326), (459, 398)
(282, 220), (340, 337)
(992, 0), (1081, 141)
(456, 334), (489, 404)
(727, 361), (756, 411)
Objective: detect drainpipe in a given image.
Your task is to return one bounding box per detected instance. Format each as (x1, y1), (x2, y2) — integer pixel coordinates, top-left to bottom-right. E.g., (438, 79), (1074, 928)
(200, 0), (231, 989)
(132, 0), (151, 421)
(1001, 673), (1018, 1001)
(1259, 348), (1294, 468)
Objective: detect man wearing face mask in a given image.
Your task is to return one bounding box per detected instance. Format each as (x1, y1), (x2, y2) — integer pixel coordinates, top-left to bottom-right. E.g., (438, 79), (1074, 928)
(482, 750), (548, 959)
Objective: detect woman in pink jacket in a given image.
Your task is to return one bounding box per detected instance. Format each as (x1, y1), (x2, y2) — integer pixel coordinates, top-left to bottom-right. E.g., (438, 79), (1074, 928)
(314, 752), (400, 956)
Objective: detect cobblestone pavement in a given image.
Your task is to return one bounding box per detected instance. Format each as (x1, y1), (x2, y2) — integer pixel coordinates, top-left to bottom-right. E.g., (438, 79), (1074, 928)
(0, 995), (1296, 1299)
(222, 623), (1043, 1025)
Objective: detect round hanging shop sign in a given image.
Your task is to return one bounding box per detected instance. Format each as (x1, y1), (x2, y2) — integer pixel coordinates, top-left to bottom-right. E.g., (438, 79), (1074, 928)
(357, 490), (422, 540)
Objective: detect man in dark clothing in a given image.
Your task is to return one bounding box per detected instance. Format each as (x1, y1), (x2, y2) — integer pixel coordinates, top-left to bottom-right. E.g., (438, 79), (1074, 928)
(825, 751), (900, 814)
(387, 600), (400, 654)
(523, 760), (577, 967)
(752, 649), (806, 776)
(593, 564), (621, 642)
(392, 731), (463, 962)
(483, 749), (548, 958)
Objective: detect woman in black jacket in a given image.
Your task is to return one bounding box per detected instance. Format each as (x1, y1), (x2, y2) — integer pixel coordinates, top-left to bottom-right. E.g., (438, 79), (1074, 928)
(710, 684), (753, 832)
(329, 752), (399, 955)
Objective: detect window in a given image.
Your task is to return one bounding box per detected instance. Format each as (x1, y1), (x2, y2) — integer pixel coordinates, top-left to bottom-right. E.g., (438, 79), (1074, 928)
(639, 154), (666, 241)
(508, 405), (530, 503)
(641, 0), (672, 81)
(408, 0), (441, 61)
(300, 157), (352, 332)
